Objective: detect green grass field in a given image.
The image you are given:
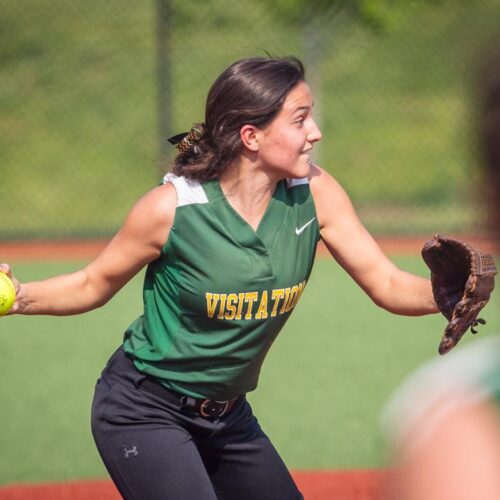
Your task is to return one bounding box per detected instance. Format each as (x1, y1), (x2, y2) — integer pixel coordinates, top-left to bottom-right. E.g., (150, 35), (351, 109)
(2, 255), (499, 485)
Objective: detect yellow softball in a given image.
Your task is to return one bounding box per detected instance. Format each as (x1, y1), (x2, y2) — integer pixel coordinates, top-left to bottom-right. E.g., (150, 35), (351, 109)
(0, 272), (16, 316)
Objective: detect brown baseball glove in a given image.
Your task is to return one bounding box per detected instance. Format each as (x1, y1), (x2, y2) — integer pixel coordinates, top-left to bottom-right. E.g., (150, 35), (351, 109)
(422, 234), (496, 355)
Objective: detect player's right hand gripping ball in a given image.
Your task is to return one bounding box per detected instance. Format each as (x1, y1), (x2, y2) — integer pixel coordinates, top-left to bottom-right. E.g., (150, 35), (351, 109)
(422, 234), (497, 355)
(0, 272), (16, 316)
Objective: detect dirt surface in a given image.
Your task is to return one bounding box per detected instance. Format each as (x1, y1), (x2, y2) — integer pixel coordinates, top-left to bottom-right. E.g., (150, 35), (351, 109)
(1, 235), (498, 262)
(0, 470), (390, 500)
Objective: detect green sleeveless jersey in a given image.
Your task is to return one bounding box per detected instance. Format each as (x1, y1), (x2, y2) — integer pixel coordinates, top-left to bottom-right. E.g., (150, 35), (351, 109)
(123, 173), (320, 399)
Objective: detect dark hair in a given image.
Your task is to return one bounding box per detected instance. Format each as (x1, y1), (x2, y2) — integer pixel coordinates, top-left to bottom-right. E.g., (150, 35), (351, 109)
(172, 56), (305, 181)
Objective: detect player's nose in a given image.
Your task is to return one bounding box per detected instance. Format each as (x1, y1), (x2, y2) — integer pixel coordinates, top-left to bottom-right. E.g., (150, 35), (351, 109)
(308, 119), (322, 143)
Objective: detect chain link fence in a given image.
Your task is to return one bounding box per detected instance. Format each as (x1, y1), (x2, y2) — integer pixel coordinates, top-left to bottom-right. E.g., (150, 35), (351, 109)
(1, 0), (500, 240)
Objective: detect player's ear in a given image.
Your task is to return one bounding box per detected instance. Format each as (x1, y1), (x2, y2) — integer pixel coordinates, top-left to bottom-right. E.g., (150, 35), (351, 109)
(240, 125), (259, 152)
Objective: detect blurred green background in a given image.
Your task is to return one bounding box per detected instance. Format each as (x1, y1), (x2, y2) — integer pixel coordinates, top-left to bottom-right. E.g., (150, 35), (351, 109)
(2, 0), (500, 239)
(3, 256), (499, 484)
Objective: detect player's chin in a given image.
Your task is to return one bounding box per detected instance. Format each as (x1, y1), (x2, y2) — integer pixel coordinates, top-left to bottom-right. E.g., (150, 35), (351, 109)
(290, 156), (313, 178)
(271, 157), (311, 180)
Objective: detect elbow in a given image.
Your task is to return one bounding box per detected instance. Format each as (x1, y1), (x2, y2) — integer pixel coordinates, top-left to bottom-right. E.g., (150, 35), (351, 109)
(371, 293), (400, 314)
(362, 279), (393, 312)
(76, 272), (114, 313)
(364, 269), (410, 316)
(86, 283), (116, 311)
(90, 294), (111, 310)
(368, 284), (409, 315)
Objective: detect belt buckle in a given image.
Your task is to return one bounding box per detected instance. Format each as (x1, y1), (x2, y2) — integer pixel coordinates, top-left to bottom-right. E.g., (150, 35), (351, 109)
(199, 399), (230, 418)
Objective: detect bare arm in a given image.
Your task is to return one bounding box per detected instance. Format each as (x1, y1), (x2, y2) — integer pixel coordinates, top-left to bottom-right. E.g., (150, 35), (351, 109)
(309, 165), (438, 315)
(4, 183), (177, 315)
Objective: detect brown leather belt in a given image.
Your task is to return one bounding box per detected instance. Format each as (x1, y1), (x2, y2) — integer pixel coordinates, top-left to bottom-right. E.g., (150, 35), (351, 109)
(139, 377), (238, 418)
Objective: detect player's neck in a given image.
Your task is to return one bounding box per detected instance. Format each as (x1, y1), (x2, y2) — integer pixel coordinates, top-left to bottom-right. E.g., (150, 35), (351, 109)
(219, 161), (277, 230)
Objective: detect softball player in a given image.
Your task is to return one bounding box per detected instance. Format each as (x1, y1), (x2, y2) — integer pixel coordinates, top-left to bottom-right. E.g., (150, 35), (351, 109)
(3, 56), (439, 499)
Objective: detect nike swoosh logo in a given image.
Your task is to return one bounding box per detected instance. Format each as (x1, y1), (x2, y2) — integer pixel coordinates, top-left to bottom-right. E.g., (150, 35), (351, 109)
(295, 217), (316, 236)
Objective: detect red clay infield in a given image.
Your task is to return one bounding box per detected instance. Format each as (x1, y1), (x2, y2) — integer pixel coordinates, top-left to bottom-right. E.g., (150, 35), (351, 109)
(0, 470), (391, 500)
(1, 235), (497, 262)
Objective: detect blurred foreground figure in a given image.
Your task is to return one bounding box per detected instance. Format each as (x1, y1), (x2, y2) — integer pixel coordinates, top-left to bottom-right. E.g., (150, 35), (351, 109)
(382, 336), (500, 500)
(381, 44), (500, 500)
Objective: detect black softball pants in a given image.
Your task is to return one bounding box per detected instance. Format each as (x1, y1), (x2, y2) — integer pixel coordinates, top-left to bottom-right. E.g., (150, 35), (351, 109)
(91, 348), (303, 500)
